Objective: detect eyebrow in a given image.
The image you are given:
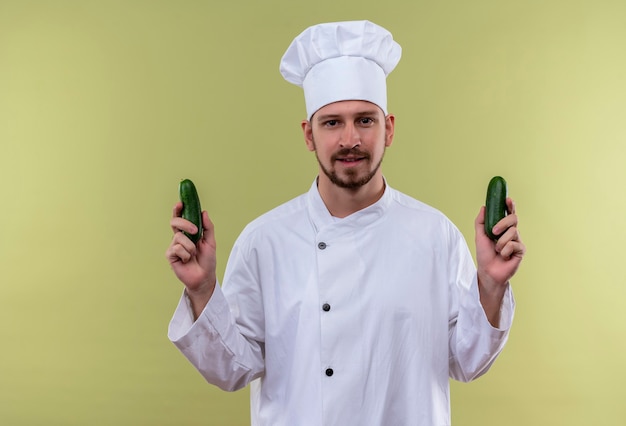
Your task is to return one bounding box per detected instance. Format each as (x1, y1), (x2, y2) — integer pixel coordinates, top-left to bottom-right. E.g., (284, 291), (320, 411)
(315, 110), (380, 123)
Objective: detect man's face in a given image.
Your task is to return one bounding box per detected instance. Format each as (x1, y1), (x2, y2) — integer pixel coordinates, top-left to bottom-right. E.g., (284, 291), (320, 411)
(303, 100), (395, 190)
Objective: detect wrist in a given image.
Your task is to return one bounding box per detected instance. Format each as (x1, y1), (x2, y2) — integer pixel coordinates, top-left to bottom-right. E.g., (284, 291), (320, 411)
(185, 279), (216, 320)
(477, 274), (508, 327)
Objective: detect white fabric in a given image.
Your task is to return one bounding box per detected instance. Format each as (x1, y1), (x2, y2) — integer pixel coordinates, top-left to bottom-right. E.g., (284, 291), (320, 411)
(279, 20), (402, 119)
(168, 180), (515, 426)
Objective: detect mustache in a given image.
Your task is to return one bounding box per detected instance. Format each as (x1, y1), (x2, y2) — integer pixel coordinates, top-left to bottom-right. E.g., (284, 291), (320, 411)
(331, 147), (370, 161)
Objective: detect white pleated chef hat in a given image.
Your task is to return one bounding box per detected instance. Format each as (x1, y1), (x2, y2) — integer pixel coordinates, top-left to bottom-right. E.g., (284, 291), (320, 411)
(279, 20), (402, 120)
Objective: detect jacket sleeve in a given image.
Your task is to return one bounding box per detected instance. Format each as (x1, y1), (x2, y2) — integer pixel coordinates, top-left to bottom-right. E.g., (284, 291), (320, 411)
(167, 281), (265, 392)
(447, 224), (516, 383)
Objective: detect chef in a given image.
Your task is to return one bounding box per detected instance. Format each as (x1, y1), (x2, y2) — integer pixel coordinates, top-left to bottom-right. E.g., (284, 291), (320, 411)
(166, 20), (525, 426)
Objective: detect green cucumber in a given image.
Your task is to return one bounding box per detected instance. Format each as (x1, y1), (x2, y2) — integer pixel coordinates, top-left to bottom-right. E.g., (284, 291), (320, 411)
(179, 178), (203, 244)
(484, 176), (508, 241)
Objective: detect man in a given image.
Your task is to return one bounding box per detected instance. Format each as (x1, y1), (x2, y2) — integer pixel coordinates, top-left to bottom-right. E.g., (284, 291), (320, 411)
(166, 20), (525, 425)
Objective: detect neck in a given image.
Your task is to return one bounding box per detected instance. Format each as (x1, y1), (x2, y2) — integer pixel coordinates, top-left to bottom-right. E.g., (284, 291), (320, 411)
(316, 173), (386, 218)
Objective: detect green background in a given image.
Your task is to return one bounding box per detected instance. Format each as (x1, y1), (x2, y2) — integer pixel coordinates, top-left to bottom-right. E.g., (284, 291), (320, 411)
(1, 0), (625, 425)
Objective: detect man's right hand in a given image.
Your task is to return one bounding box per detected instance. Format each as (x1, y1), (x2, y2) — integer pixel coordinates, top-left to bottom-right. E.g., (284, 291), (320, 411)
(166, 202), (217, 319)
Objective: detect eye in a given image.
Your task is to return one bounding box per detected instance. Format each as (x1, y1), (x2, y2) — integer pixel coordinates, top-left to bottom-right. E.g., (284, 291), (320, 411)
(324, 119), (339, 127)
(358, 117), (375, 126)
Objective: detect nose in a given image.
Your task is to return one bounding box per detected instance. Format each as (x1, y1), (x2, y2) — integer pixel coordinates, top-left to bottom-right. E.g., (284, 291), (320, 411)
(340, 122), (361, 149)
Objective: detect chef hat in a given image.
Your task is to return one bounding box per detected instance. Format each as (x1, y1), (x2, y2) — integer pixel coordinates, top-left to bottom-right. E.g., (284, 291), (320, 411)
(279, 20), (402, 120)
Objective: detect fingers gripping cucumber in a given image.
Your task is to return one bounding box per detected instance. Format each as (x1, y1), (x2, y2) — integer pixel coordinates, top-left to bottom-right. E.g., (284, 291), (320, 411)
(179, 179), (203, 244)
(484, 176), (508, 241)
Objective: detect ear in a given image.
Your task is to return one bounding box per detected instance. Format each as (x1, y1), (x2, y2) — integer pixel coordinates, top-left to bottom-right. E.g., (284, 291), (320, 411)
(302, 120), (316, 152)
(384, 114), (395, 148)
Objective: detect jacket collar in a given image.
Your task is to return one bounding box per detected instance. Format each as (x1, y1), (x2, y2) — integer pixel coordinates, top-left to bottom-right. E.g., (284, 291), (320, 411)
(306, 177), (392, 233)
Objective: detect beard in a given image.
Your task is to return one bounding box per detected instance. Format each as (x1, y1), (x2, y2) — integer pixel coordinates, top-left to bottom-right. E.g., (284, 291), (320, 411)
(315, 146), (385, 190)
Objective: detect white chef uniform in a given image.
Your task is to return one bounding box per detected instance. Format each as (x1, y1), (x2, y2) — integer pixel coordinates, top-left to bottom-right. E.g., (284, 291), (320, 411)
(169, 180), (514, 425)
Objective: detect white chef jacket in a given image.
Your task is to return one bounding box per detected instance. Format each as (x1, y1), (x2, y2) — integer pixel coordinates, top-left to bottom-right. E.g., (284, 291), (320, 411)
(168, 180), (515, 426)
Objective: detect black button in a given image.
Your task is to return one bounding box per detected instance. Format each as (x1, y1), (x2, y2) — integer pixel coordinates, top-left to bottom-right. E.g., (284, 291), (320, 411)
(318, 242), (327, 250)
(325, 368), (334, 377)
(322, 303), (331, 312)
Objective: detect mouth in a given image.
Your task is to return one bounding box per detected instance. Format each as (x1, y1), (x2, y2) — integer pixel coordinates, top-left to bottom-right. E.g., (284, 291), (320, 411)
(335, 156), (367, 169)
(336, 156), (366, 163)
(333, 149), (369, 166)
